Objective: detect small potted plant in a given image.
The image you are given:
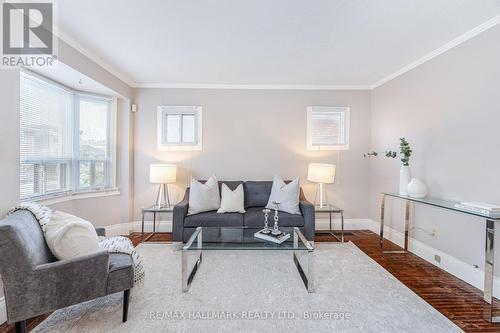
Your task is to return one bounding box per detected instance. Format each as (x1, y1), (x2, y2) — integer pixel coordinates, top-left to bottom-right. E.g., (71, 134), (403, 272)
(364, 138), (413, 195)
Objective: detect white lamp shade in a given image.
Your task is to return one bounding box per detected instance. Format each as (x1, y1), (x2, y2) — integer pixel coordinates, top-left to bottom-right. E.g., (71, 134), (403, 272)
(307, 163), (336, 184)
(149, 164), (177, 184)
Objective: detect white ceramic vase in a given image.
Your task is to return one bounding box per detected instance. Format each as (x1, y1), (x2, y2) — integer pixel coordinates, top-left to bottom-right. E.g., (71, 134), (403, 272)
(399, 165), (411, 195)
(407, 178), (428, 198)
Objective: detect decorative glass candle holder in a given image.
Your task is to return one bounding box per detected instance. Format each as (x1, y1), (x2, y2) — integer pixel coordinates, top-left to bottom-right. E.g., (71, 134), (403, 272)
(271, 201), (281, 235)
(262, 208), (271, 234)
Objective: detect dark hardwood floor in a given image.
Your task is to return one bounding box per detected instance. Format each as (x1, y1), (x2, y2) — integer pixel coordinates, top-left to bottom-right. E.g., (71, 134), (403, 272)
(1, 230), (499, 332)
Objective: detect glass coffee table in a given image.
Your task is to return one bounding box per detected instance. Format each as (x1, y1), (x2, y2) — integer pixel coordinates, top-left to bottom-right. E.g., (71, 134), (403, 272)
(182, 227), (314, 293)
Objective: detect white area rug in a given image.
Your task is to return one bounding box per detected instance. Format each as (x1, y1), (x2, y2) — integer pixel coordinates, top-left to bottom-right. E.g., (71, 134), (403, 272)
(33, 242), (462, 333)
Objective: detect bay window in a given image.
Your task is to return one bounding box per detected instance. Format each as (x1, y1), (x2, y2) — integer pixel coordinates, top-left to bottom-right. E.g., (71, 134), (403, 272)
(20, 71), (116, 201)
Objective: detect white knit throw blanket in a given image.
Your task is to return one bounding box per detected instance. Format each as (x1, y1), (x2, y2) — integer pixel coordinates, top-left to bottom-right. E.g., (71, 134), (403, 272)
(8, 202), (145, 284)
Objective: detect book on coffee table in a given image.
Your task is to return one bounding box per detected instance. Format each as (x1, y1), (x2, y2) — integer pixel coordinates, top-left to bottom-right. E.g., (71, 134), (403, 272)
(254, 229), (290, 244)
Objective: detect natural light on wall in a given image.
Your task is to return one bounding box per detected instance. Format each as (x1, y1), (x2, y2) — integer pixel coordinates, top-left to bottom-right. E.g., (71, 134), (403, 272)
(19, 71), (117, 201)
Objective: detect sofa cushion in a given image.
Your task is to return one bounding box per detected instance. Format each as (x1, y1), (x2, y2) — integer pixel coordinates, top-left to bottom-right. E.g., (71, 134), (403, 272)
(244, 207), (304, 228)
(184, 211), (244, 227)
(265, 175), (301, 215)
(218, 181), (243, 193)
(188, 175), (221, 215)
(243, 181), (273, 208)
(218, 183), (245, 213)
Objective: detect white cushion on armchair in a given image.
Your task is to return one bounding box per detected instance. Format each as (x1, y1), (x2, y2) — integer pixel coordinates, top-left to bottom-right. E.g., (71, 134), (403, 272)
(45, 211), (100, 260)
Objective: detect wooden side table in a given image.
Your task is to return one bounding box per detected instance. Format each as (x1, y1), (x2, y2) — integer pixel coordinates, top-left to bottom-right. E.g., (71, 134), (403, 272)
(141, 205), (174, 242)
(314, 204), (346, 242)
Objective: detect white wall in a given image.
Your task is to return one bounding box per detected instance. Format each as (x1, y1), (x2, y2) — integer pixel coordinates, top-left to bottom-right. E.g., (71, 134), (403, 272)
(133, 88), (372, 221)
(370, 24), (500, 272)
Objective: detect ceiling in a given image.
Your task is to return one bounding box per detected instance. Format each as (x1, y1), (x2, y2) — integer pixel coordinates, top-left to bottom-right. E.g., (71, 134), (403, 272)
(57, 0), (500, 88)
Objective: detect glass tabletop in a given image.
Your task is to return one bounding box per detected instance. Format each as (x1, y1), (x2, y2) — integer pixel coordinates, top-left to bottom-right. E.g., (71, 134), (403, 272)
(183, 227), (314, 251)
(314, 204), (343, 212)
(384, 193), (500, 220)
(142, 205), (174, 212)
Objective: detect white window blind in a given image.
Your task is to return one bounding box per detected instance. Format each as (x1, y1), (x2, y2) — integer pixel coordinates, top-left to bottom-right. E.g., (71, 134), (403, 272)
(20, 73), (72, 198)
(157, 106), (202, 151)
(306, 106), (350, 150)
(20, 71), (116, 201)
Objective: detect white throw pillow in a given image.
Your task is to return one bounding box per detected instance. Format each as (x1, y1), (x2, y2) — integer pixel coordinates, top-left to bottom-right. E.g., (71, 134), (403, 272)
(265, 175), (301, 215)
(188, 174), (221, 215)
(217, 183), (245, 213)
(45, 211), (100, 260)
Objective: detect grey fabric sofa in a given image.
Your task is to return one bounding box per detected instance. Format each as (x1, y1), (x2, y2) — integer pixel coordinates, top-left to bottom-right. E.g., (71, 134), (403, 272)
(173, 181), (315, 242)
(0, 210), (134, 333)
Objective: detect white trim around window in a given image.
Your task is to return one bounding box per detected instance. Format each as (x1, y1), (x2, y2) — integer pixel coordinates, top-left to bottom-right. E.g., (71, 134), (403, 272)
(306, 106), (350, 150)
(157, 105), (203, 151)
(19, 70), (118, 202)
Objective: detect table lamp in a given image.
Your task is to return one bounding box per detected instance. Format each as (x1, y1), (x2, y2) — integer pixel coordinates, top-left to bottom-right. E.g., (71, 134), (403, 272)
(307, 163), (336, 208)
(150, 164), (177, 208)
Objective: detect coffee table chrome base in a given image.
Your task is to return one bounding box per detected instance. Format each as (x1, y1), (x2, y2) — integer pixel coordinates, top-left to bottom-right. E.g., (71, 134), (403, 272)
(182, 227), (314, 293)
(182, 227), (203, 292)
(293, 227), (314, 293)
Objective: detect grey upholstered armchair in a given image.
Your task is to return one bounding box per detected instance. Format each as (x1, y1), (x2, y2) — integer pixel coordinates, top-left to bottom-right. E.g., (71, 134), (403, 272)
(0, 210), (134, 333)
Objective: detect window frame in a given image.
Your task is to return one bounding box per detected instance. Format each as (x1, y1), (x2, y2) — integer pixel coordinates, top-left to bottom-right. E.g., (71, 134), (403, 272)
(19, 70), (117, 202)
(73, 93), (116, 192)
(157, 105), (203, 151)
(306, 106), (350, 151)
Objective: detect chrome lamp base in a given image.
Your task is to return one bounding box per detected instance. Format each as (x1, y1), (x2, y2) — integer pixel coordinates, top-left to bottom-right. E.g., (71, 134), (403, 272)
(155, 183), (171, 209)
(314, 183), (329, 208)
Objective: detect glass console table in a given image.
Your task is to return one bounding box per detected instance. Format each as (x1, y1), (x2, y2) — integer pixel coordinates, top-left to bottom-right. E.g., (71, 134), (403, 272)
(182, 227), (314, 293)
(380, 192), (500, 323)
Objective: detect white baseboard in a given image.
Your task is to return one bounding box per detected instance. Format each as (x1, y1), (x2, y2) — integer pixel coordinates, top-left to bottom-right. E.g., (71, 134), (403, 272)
(100, 217), (499, 299)
(0, 296), (6, 324)
(363, 219), (500, 299)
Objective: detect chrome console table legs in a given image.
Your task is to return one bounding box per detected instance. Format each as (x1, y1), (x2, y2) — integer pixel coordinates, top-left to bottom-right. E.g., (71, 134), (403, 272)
(379, 193), (411, 254)
(379, 194), (500, 323)
(484, 219), (500, 323)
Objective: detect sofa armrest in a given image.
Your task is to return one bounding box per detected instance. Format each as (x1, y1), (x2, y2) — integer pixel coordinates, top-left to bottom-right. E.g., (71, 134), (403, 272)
(173, 188), (190, 242)
(299, 189), (315, 241)
(95, 227), (106, 237)
(32, 251), (109, 312)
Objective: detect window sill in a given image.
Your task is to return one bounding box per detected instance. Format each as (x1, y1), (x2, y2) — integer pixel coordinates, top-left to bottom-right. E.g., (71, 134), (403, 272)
(157, 144), (202, 151)
(36, 189), (121, 206)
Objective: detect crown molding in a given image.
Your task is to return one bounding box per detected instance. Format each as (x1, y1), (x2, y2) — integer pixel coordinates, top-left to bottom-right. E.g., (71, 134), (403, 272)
(370, 13), (500, 89)
(132, 83), (372, 90)
(53, 12), (500, 92)
(54, 28), (135, 87)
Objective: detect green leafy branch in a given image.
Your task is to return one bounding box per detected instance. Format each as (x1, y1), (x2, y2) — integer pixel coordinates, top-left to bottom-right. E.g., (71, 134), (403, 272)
(364, 137), (412, 166)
